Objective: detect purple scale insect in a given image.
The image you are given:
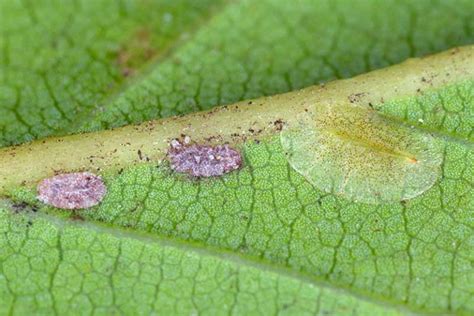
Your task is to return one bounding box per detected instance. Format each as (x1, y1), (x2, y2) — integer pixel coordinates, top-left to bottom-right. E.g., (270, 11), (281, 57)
(37, 172), (107, 209)
(167, 138), (242, 177)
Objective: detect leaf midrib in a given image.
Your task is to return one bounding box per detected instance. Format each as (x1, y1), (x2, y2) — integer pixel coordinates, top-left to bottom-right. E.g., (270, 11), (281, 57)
(1, 46), (472, 193)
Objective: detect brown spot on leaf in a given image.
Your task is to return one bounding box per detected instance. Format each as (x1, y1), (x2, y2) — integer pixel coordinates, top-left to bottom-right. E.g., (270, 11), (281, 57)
(273, 119), (285, 131)
(116, 28), (157, 77)
(348, 92), (367, 103)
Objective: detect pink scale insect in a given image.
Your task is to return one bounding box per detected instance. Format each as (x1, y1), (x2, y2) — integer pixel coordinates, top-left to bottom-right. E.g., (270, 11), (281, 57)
(167, 136), (243, 177)
(37, 172), (107, 209)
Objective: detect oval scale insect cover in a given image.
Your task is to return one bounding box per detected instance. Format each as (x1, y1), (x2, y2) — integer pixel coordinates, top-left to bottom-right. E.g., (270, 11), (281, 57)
(280, 104), (443, 204)
(37, 172), (107, 209)
(167, 138), (242, 177)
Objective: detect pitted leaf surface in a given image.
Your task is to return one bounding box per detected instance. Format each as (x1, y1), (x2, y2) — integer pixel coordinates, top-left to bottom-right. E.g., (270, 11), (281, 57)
(1, 0), (473, 145)
(0, 1), (473, 315)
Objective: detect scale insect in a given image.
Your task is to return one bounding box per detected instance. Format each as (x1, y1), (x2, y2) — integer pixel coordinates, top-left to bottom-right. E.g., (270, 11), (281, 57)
(167, 137), (242, 177)
(280, 104), (442, 204)
(37, 172), (107, 209)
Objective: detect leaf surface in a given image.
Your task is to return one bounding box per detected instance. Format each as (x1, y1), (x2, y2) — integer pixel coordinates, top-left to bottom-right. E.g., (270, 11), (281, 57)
(1, 0), (473, 145)
(1, 1), (474, 315)
(1, 47), (473, 315)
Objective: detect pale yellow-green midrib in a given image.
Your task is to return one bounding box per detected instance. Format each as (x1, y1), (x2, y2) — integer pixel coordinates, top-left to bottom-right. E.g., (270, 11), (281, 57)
(0, 46), (472, 193)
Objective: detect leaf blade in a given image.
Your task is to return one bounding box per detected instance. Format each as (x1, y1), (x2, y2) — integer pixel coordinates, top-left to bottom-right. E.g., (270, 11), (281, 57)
(2, 0), (474, 146)
(2, 47), (473, 314)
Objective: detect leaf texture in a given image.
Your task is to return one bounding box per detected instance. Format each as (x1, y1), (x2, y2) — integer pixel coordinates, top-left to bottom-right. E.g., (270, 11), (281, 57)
(1, 47), (473, 314)
(1, 0), (473, 146)
(0, 0), (474, 315)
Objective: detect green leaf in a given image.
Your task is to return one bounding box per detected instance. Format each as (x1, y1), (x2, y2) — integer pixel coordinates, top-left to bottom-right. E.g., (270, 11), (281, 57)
(0, 206), (405, 315)
(1, 0), (473, 146)
(1, 0), (474, 315)
(0, 0), (226, 146)
(1, 46), (473, 314)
